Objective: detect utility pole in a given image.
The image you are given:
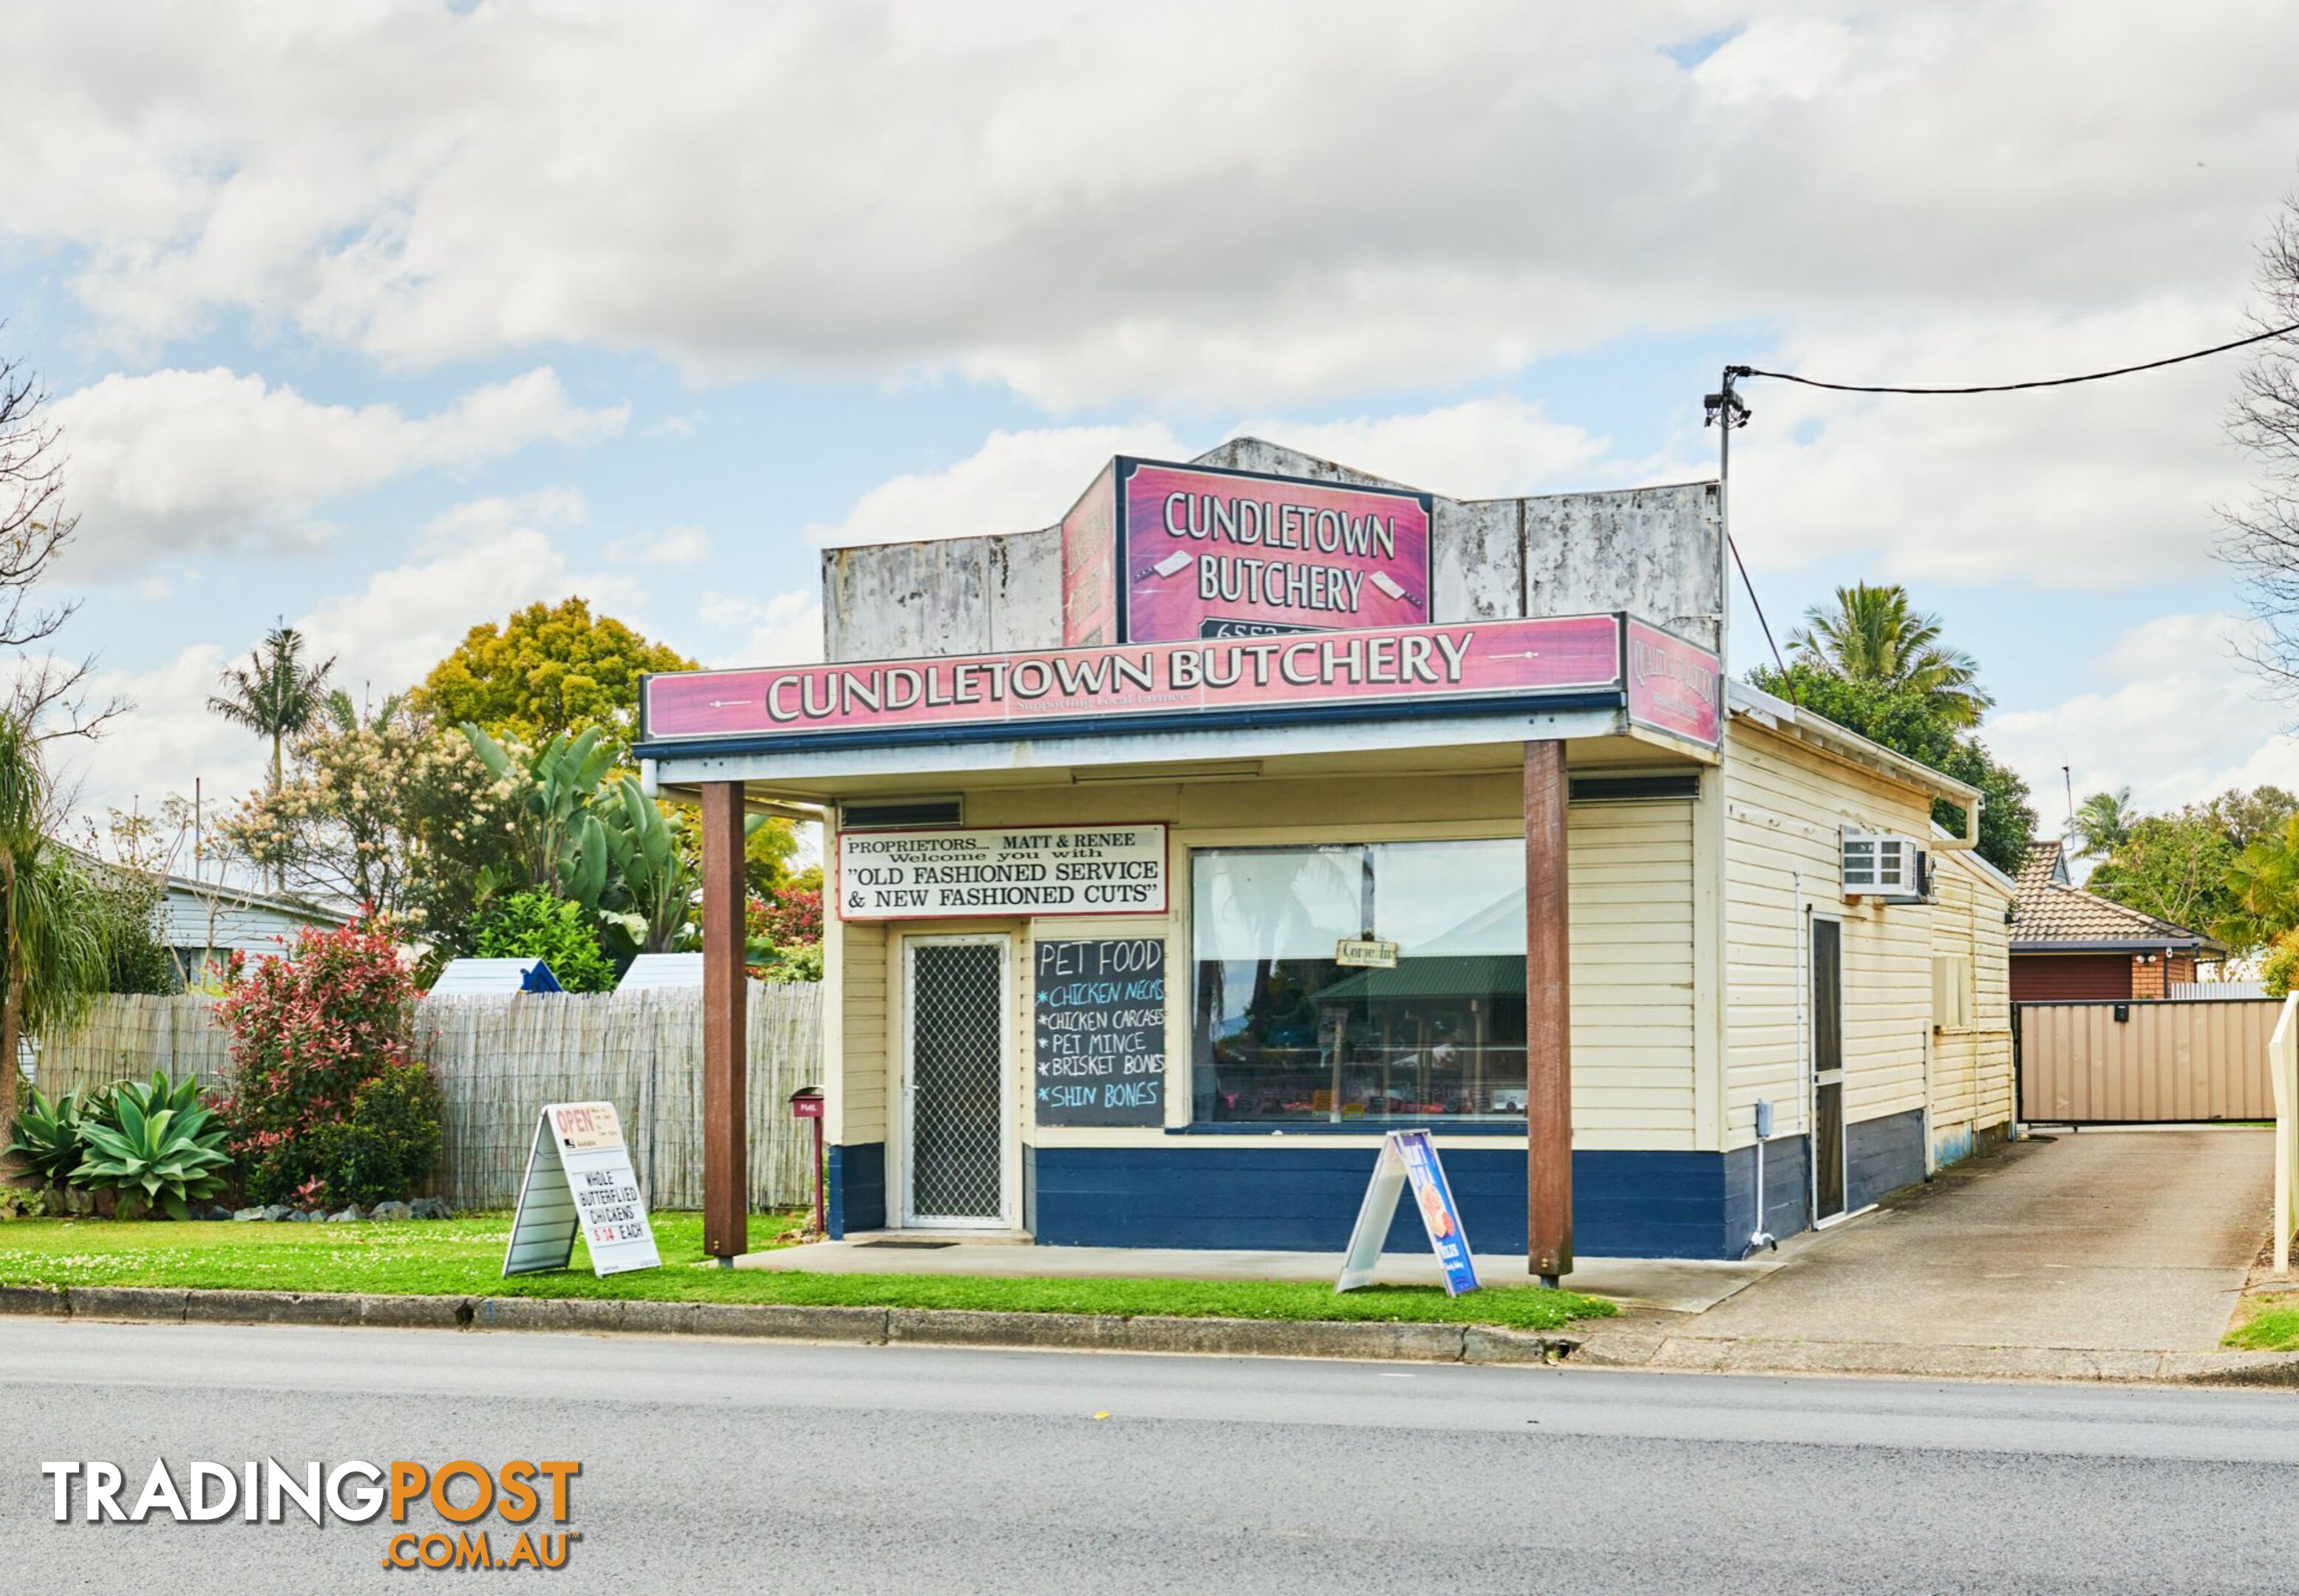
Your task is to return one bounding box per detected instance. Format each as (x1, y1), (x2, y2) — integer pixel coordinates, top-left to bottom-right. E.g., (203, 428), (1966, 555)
(1704, 366), (1752, 666)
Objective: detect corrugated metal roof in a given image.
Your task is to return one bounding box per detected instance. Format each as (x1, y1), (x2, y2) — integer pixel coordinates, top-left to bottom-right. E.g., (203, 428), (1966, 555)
(618, 953), (704, 991)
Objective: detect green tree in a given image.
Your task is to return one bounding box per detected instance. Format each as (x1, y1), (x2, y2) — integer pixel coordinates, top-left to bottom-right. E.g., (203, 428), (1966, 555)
(1785, 583), (1993, 729)
(2086, 811), (2241, 941)
(415, 597), (695, 747)
(207, 624), (337, 794)
(1746, 663), (2035, 876)
(471, 890), (616, 992)
(2071, 787), (2135, 857)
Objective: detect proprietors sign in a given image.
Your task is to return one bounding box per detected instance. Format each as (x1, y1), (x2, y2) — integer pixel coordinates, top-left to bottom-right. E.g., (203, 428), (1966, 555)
(837, 825), (1167, 921)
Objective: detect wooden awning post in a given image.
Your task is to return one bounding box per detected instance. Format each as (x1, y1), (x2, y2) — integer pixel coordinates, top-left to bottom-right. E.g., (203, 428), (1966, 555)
(701, 780), (749, 1261)
(1525, 741), (1573, 1285)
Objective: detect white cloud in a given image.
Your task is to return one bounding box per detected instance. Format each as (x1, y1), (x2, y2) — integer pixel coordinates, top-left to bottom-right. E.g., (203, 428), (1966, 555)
(1728, 301), (2255, 589)
(60, 493), (642, 815)
(703, 590), (822, 667)
(804, 425), (1188, 546)
(604, 525), (712, 566)
(50, 365), (624, 567)
(4, 4), (2292, 411)
(1231, 398), (1618, 499)
(1988, 612), (2299, 816)
(805, 398), (1627, 549)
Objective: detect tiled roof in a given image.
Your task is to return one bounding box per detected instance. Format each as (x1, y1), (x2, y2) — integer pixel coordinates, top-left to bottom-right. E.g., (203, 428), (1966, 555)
(2012, 838), (2224, 951)
(2016, 839), (2066, 891)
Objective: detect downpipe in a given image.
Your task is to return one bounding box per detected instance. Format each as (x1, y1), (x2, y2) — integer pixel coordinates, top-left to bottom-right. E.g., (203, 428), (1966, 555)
(1743, 1098), (1779, 1258)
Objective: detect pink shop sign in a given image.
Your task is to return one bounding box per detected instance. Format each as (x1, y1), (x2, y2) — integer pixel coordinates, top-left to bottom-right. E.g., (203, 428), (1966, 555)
(640, 613), (1629, 746)
(1115, 459), (1431, 643)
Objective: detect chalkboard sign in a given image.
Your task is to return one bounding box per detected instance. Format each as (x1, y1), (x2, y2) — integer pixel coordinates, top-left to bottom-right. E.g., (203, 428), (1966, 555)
(1033, 938), (1167, 1127)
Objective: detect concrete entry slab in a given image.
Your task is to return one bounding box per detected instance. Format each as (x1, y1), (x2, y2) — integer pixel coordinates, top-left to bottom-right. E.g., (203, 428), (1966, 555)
(1658, 1128), (2272, 1357)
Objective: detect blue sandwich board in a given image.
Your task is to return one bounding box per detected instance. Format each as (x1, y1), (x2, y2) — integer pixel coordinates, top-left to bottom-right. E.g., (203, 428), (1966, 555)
(1336, 1128), (1480, 1296)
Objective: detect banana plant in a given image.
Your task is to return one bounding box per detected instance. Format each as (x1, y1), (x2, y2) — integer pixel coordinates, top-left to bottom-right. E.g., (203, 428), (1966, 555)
(464, 724), (619, 913)
(597, 776), (692, 956)
(72, 1083), (233, 1220)
(4, 1084), (87, 1187)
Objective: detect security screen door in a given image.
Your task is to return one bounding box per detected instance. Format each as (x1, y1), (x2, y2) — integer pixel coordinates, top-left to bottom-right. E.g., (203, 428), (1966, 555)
(1812, 916), (1847, 1222)
(903, 935), (1012, 1228)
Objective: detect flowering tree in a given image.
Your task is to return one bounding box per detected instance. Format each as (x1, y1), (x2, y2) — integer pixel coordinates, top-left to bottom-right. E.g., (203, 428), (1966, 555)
(211, 918), (440, 1205)
(222, 695), (522, 944)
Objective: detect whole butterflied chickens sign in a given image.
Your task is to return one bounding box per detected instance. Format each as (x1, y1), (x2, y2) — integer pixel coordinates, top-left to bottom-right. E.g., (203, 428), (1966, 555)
(1088, 458), (1432, 644)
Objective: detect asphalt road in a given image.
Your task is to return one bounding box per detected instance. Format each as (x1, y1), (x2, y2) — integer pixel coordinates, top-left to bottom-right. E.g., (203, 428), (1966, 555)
(2, 1320), (2296, 1594)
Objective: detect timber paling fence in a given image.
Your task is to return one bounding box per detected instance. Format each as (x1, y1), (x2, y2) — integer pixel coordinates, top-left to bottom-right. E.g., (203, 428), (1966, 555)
(31, 986), (825, 1211)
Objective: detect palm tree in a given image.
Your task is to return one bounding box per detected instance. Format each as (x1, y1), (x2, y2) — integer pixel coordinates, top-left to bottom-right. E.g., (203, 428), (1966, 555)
(208, 624), (336, 794)
(2072, 788), (2136, 857)
(1786, 583), (1994, 727)
(0, 715), (109, 1133)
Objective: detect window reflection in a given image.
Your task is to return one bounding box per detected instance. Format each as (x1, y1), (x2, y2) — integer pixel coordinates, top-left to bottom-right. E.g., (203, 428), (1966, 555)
(1191, 842), (1527, 1124)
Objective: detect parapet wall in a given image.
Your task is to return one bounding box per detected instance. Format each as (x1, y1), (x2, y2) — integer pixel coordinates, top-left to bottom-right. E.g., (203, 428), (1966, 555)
(821, 437), (1720, 662)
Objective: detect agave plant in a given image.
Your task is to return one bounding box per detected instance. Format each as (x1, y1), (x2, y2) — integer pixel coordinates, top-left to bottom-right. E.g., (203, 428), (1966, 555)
(4, 1083), (87, 1188)
(72, 1077), (233, 1220)
(102, 1069), (207, 1126)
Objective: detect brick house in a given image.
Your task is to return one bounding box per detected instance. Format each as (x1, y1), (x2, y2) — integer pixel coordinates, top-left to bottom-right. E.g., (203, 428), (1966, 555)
(2009, 839), (2224, 1001)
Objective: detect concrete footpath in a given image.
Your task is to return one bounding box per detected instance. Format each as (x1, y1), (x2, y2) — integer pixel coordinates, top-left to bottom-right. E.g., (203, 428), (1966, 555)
(1579, 1127), (2289, 1383)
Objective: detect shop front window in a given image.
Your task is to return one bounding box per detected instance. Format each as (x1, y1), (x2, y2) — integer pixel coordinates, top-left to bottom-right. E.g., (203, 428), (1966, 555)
(1190, 841), (1527, 1124)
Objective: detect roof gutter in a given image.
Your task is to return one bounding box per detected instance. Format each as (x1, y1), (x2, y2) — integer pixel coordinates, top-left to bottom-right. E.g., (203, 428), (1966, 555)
(1726, 680), (1984, 850)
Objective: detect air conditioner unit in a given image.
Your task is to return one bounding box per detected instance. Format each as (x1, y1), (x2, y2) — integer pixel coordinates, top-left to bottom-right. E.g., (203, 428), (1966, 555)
(1842, 831), (1928, 902)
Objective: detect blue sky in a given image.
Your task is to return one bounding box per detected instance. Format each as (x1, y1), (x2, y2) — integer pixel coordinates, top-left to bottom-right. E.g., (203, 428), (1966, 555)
(4, 1), (2296, 841)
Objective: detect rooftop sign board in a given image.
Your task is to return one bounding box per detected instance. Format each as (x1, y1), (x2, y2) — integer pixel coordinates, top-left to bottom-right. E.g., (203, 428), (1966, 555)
(1062, 457), (1432, 645)
(641, 613), (1641, 751)
(1624, 618), (1723, 746)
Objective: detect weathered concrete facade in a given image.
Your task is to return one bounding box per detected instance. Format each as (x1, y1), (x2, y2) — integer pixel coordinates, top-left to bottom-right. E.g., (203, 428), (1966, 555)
(822, 440), (1723, 663)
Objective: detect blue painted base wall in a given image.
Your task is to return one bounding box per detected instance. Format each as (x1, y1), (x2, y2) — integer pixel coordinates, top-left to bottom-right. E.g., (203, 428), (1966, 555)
(831, 1115), (1927, 1258)
(1033, 1142), (1785, 1261)
(827, 1142), (885, 1237)
(1846, 1107), (1926, 1211)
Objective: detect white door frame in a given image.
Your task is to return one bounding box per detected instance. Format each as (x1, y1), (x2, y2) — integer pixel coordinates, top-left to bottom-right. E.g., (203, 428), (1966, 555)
(900, 932), (1016, 1230)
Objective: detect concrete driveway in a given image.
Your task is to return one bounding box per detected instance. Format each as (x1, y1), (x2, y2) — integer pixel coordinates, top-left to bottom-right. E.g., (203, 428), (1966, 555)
(1586, 1128), (2273, 1379)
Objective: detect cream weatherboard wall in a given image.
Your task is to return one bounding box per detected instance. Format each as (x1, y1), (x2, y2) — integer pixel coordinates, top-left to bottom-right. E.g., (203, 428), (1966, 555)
(1719, 716), (1937, 1156)
(1927, 847), (2015, 1164)
(820, 763), (1703, 1175)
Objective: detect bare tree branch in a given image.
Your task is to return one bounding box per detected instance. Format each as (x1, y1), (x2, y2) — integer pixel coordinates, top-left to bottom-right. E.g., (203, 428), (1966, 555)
(2221, 194), (2299, 704)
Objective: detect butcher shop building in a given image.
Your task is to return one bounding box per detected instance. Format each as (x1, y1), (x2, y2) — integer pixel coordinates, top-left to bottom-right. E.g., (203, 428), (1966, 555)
(636, 440), (2014, 1272)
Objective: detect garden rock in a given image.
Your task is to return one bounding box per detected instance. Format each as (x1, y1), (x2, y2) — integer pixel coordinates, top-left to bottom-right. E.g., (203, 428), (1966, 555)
(286, 1211), (310, 1222)
(410, 1198), (452, 1220)
(204, 1206), (234, 1221)
(370, 1201), (413, 1222)
(327, 1205), (367, 1223)
(64, 1188), (94, 1216)
(260, 1204), (292, 1222)
(233, 1207), (265, 1222)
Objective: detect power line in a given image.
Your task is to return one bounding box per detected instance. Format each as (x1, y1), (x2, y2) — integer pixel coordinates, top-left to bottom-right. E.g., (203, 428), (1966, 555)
(1732, 320), (2299, 397)
(1728, 533), (1787, 676)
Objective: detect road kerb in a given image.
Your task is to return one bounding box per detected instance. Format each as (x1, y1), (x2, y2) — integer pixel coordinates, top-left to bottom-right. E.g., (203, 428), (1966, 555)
(0, 1281), (1583, 1363)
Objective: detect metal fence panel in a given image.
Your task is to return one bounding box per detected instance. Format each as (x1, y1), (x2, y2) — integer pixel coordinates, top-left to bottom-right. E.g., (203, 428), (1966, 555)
(2018, 998), (2280, 1123)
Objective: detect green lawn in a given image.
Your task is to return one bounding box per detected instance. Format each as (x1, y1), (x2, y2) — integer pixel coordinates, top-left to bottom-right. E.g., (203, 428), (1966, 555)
(2223, 1296), (2299, 1351)
(0, 1211), (1612, 1330)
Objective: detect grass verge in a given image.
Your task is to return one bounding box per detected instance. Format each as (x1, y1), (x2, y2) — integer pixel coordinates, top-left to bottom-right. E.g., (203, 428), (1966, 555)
(0, 1212), (1612, 1331)
(2223, 1295), (2299, 1351)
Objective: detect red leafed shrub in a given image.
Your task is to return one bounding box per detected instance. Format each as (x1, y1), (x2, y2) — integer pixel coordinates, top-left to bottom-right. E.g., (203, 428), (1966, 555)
(747, 888), (822, 948)
(211, 918), (440, 1207)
